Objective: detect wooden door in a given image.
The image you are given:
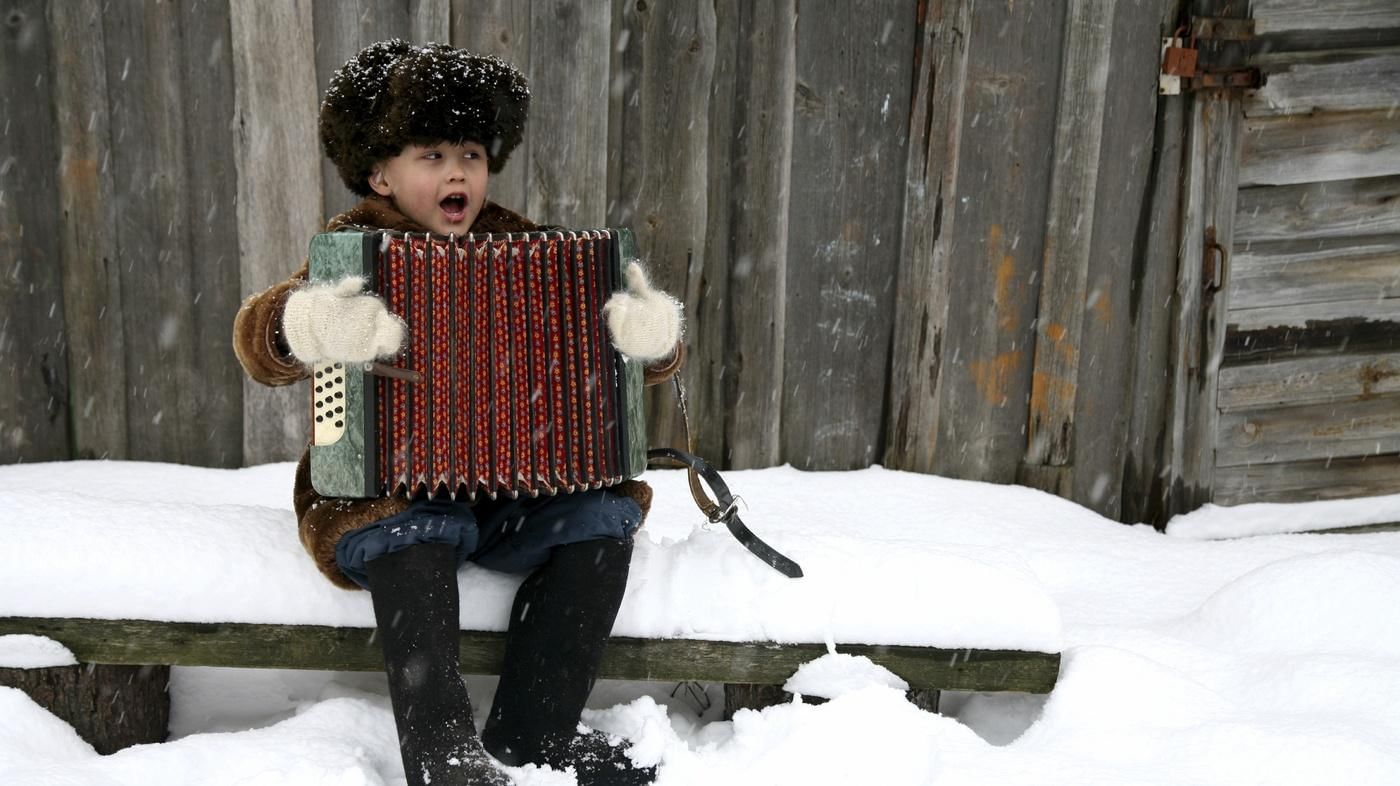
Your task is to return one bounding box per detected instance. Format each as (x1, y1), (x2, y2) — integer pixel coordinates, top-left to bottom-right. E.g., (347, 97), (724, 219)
(1212, 2), (1400, 504)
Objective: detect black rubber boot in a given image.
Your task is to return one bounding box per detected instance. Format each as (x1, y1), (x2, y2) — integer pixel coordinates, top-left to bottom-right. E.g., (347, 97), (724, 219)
(482, 537), (657, 785)
(366, 542), (510, 786)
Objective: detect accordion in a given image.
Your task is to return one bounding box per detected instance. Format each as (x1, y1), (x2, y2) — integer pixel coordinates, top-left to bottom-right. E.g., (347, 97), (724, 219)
(307, 227), (647, 501)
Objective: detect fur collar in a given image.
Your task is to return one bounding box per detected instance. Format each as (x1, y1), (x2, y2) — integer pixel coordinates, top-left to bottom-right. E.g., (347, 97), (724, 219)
(326, 195), (539, 235)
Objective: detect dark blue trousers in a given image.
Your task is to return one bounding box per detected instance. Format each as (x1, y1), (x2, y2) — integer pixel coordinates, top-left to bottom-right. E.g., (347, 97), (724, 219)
(335, 488), (642, 589)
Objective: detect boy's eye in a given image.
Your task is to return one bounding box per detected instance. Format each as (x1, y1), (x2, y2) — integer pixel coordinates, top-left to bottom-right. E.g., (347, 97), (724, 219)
(423, 151), (442, 160)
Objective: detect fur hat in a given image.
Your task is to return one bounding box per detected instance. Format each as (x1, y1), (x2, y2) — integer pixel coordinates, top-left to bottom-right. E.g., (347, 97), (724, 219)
(320, 40), (530, 196)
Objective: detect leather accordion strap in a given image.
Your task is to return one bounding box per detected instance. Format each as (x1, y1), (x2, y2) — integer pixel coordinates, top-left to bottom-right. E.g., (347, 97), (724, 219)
(647, 377), (803, 579)
(646, 448), (803, 579)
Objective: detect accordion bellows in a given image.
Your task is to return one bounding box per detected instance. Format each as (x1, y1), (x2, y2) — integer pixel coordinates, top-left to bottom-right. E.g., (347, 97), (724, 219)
(307, 228), (647, 501)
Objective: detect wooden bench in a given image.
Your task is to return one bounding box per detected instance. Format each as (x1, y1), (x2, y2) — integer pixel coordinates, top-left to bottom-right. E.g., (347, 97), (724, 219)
(1, 614), (1061, 751)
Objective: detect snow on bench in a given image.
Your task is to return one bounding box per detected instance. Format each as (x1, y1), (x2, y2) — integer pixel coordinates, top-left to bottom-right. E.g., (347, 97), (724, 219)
(0, 461), (1063, 693)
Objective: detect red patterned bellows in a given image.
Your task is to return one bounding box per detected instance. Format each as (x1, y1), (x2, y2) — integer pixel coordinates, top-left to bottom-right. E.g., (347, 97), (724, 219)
(372, 230), (632, 500)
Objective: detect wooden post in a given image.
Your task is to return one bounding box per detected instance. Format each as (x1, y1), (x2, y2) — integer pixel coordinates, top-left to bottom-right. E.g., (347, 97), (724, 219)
(410, 0), (449, 44)
(782, 0), (916, 471)
(1020, 0), (1115, 497)
(682, 0), (739, 464)
(930, 0), (1067, 483)
(724, 0), (797, 469)
(528, 0), (609, 227)
(606, 0), (716, 456)
(723, 683), (792, 719)
(1122, 1), (1190, 528)
(1064, 0), (1179, 520)
(231, 0), (321, 466)
(311, 1), (411, 223)
(1164, 0), (1249, 517)
(102, 1), (201, 465)
(50, 0), (127, 463)
(884, 0), (972, 475)
(0, 0), (71, 464)
(179, 0), (244, 469)
(0, 664), (170, 754)
(455, 0), (532, 216)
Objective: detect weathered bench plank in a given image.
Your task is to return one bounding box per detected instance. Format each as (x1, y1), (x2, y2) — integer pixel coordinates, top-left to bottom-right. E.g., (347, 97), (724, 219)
(0, 617), (1061, 694)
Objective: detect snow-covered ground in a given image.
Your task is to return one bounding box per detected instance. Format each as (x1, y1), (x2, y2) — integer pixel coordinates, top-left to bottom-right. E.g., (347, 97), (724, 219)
(2, 460), (1399, 785)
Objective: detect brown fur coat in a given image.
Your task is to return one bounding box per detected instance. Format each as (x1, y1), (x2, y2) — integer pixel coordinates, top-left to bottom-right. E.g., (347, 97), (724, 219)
(232, 196), (682, 589)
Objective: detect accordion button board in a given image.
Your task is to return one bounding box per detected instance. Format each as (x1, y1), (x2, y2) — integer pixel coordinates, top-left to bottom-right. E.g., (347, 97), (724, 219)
(307, 227), (647, 502)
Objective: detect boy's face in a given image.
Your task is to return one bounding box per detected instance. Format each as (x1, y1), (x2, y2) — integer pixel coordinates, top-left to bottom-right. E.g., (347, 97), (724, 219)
(367, 141), (489, 235)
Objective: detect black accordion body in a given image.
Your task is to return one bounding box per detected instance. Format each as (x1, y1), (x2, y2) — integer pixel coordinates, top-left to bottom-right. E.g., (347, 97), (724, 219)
(307, 228), (647, 501)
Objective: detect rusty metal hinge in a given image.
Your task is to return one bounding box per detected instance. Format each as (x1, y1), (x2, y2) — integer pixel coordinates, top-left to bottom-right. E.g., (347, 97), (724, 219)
(1159, 17), (1265, 95)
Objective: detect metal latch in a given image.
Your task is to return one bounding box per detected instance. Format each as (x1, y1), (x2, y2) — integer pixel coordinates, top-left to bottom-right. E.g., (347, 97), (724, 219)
(1159, 17), (1265, 95)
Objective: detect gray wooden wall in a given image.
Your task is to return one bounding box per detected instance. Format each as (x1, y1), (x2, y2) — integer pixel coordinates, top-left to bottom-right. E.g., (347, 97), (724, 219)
(1214, 1), (1400, 503)
(14, 0), (1387, 525)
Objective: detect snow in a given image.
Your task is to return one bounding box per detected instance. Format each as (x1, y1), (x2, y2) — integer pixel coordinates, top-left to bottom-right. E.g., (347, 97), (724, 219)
(0, 460), (1062, 651)
(1167, 494), (1400, 539)
(783, 652), (909, 699)
(3, 459), (1400, 785)
(0, 635), (77, 669)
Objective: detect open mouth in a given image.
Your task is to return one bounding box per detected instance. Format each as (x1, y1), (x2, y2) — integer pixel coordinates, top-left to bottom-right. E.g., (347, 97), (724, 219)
(439, 194), (468, 222)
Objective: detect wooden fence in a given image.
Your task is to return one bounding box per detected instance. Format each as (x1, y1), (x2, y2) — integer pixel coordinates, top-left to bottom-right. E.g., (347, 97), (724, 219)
(5, 0), (1395, 526)
(1215, 2), (1400, 503)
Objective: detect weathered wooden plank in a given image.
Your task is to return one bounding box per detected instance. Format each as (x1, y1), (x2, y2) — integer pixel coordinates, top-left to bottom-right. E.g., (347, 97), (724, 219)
(1170, 0), (1248, 516)
(1252, 0), (1400, 35)
(1217, 393), (1400, 466)
(454, 0), (531, 216)
(1240, 110), (1400, 187)
(1219, 351), (1400, 411)
(931, 0), (1066, 483)
(312, 0), (411, 222)
(0, 0), (69, 464)
(1247, 47), (1400, 117)
(410, 0), (448, 42)
(1235, 176), (1400, 244)
(605, 0), (714, 457)
(231, 0), (321, 464)
(1215, 454), (1400, 504)
(723, 0), (796, 468)
(1229, 297), (1400, 332)
(684, 0), (738, 466)
(884, 0), (972, 475)
(1225, 297), (1400, 361)
(1253, 28), (1400, 55)
(49, 0), (126, 462)
(1122, 1), (1192, 528)
(782, 0), (915, 470)
(0, 617), (1062, 694)
(607, 0), (642, 235)
(1023, 0), (1115, 482)
(180, 0), (243, 467)
(1229, 235), (1400, 310)
(103, 1), (205, 464)
(1067, 0), (1169, 519)
(527, 0), (609, 227)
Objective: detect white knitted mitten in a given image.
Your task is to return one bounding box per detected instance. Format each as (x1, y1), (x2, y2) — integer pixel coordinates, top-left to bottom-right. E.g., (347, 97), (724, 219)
(281, 276), (405, 365)
(603, 262), (683, 362)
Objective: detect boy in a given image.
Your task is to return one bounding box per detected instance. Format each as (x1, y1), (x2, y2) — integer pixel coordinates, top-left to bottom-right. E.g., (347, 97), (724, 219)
(232, 40), (683, 786)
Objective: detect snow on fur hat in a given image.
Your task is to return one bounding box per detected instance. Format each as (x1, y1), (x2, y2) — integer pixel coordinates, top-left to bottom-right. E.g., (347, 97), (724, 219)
(320, 39), (530, 196)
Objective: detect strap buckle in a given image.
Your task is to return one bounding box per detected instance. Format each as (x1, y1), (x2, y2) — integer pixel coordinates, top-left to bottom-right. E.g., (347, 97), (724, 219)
(707, 495), (743, 525)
